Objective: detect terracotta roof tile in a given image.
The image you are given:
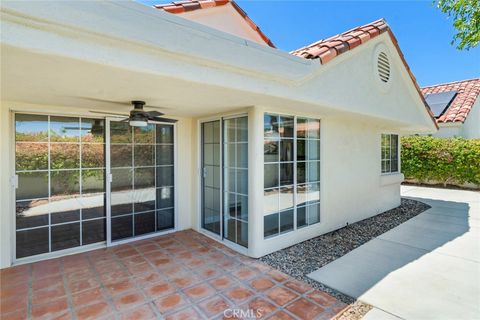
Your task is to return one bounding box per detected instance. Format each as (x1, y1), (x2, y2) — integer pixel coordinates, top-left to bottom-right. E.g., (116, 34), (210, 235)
(291, 19), (438, 129)
(154, 0), (275, 48)
(422, 78), (480, 123)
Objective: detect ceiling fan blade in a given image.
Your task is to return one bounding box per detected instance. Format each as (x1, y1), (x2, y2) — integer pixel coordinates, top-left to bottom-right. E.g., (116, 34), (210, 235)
(149, 117), (178, 123)
(145, 111), (164, 117)
(89, 110), (129, 117)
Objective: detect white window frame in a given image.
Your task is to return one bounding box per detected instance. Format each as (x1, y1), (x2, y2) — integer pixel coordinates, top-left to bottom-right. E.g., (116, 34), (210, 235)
(381, 133), (399, 174)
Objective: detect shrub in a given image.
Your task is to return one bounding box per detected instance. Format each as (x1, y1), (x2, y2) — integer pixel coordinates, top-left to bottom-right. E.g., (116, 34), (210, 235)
(401, 136), (480, 187)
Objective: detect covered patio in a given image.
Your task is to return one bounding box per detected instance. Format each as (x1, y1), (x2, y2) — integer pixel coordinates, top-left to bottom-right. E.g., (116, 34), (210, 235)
(0, 230), (347, 319)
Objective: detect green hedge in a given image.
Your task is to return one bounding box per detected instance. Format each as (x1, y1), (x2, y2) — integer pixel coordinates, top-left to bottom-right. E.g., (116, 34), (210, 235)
(401, 136), (480, 187)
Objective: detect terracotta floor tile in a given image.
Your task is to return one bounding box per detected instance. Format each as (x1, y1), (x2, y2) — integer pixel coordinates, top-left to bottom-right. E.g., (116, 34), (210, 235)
(68, 277), (99, 294)
(121, 303), (156, 320)
(144, 281), (175, 299)
(113, 291), (145, 312)
(194, 266), (222, 279)
(0, 296), (27, 315)
(75, 301), (112, 320)
(135, 271), (163, 287)
(172, 273), (202, 289)
(100, 269), (130, 285)
(32, 284), (66, 305)
(0, 282), (29, 299)
(224, 285), (255, 304)
(0, 309), (28, 320)
(127, 262), (154, 276)
(232, 267), (256, 281)
(285, 298), (324, 319)
(104, 278), (136, 296)
(72, 287), (105, 308)
(183, 283), (216, 301)
(249, 277), (275, 292)
(154, 293), (187, 314)
(32, 297), (69, 319)
(1, 273), (30, 288)
(283, 280), (313, 295)
(245, 297), (276, 319)
(165, 307), (202, 320)
(32, 274), (63, 291)
(209, 276), (237, 290)
(267, 270), (289, 283)
(198, 295), (231, 318)
(306, 290), (337, 308)
(265, 287), (298, 306)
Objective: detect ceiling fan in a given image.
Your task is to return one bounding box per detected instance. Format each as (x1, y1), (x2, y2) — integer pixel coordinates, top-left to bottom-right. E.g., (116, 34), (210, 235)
(89, 101), (177, 127)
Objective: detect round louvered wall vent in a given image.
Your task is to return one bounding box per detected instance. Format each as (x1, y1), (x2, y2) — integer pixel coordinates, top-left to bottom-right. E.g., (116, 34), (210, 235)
(377, 52), (390, 83)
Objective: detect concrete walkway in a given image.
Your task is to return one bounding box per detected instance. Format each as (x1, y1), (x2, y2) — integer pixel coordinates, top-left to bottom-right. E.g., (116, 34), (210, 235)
(308, 186), (480, 320)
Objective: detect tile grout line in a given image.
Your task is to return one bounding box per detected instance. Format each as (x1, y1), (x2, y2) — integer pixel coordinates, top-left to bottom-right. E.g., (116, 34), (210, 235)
(61, 259), (78, 320)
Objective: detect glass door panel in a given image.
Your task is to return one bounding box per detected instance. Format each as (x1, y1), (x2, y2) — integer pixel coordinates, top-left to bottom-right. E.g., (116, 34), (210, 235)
(223, 116), (248, 247)
(109, 121), (175, 242)
(201, 121), (221, 235)
(14, 114), (106, 259)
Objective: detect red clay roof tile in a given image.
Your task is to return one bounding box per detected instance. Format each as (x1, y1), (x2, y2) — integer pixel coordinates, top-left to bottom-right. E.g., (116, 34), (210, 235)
(154, 0), (275, 48)
(422, 78), (480, 123)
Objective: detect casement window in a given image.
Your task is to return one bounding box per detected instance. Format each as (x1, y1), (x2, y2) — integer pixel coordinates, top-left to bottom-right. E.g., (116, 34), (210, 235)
(263, 114), (321, 238)
(381, 134), (399, 174)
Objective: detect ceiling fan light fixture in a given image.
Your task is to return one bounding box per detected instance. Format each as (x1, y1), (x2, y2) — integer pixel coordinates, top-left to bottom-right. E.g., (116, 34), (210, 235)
(129, 113), (148, 127)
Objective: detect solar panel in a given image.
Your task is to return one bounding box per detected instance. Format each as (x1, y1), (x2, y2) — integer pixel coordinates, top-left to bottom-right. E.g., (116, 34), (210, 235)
(425, 91), (458, 117)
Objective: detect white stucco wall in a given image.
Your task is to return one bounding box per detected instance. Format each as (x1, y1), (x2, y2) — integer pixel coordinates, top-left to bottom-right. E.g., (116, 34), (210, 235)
(432, 124), (463, 138)
(462, 99), (480, 139)
(177, 3), (268, 46)
(0, 102), (196, 268)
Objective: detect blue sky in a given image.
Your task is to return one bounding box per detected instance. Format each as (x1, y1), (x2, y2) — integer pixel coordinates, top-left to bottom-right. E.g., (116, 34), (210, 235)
(137, 0), (479, 87)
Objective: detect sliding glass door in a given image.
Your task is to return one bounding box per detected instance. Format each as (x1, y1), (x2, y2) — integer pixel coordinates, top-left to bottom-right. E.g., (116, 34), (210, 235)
(14, 115), (176, 260)
(15, 114), (106, 259)
(200, 116), (248, 248)
(108, 121), (175, 243)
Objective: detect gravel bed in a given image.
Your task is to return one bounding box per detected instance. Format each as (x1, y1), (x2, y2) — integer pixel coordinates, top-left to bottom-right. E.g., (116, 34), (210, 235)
(260, 198), (430, 307)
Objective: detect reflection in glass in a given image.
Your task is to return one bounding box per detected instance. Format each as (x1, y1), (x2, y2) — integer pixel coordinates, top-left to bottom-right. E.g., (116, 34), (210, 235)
(51, 222), (80, 251)
(110, 122), (132, 143)
(81, 119), (104, 143)
(134, 168), (155, 189)
(224, 192), (236, 218)
(16, 143), (48, 171)
(16, 200), (49, 229)
(81, 194), (105, 220)
(224, 118), (236, 143)
(133, 187), (155, 212)
(157, 187), (174, 209)
(82, 144), (104, 168)
(308, 162), (320, 182)
(15, 114), (48, 142)
(297, 162), (306, 184)
(237, 221), (248, 247)
(279, 116), (294, 138)
(297, 140), (305, 161)
(297, 206), (306, 228)
(264, 114), (279, 138)
(50, 117), (80, 142)
(237, 195), (248, 221)
(236, 143), (248, 168)
(51, 208), (80, 224)
(280, 139), (294, 162)
(280, 163), (294, 185)
(264, 164), (278, 189)
(134, 124), (155, 144)
(156, 125), (174, 144)
(296, 184), (307, 207)
(134, 145), (154, 167)
(111, 145), (132, 168)
(157, 166), (174, 187)
(280, 210), (294, 232)
(296, 118), (306, 138)
(263, 188), (279, 215)
(279, 186), (294, 212)
(51, 143), (80, 169)
(157, 209), (174, 230)
(264, 214), (278, 237)
(237, 117), (248, 142)
(51, 170), (80, 196)
(82, 219), (105, 245)
(307, 203), (320, 224)
(134, 211), (155, 235)
(236, 169), (248, 195)
(111, 215), (133, 240)
(17, 172), (48, 200)
(307, 183), (320, 203)
(307, 140), (320, 160)
(156, 145), (173, 165)
(264, 140), (278, 163)
(82, 169), (104, 194)
(16, 228), (49, 258)
(111, 168), (132, 192)
(307, 119), (320, 139)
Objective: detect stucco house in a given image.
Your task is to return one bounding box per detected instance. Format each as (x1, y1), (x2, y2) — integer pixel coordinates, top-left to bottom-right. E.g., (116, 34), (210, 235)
(0, 0), (437, 269)
(422, 78), (480, 139)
